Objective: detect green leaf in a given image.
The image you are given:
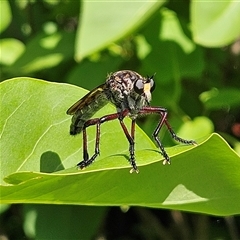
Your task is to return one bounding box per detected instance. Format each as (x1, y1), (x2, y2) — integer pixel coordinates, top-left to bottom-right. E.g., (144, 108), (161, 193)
(75, 1), (164, 61)
(0, 0), (12, 33)
(0, 38), (25, 65)
(0, 77), (156, 182)
(23, 204), (106, 239)
(159, 8), (195, 54)
(0, 204), (10, 214)
(1, 78), (240, 216)
(141, 8), (204, 92)
(191, 1), (240, 47)
(8, 30), (75, 74)
(177, 116), (214, 140)
(200, 88), (240, 110)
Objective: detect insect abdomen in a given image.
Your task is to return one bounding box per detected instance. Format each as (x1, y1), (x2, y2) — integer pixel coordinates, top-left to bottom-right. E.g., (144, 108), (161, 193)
(69, 93), (108, 135)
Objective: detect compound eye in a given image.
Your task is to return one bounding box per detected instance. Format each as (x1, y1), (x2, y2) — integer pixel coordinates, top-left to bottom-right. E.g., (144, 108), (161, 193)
(149, 78), (155, 92)
(134, 79), (144, 94)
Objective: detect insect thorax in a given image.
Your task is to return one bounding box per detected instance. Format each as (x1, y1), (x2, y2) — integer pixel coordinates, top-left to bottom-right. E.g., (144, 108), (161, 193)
(106, 70), (150, 118)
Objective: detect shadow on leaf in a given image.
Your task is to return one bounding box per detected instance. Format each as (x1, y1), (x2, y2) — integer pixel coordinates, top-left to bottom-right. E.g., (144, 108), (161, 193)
(40, 151), (65, 173)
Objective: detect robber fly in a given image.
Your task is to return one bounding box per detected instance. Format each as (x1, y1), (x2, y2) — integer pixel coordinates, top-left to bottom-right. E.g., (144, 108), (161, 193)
(67, 70), (196, 173)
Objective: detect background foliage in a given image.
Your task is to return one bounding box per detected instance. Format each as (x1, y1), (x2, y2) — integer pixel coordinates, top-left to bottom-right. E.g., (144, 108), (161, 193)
(1, 0), (240, 239)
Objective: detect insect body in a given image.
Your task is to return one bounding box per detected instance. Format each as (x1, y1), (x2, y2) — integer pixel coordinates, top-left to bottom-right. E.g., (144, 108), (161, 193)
(67, 70), (196, 173)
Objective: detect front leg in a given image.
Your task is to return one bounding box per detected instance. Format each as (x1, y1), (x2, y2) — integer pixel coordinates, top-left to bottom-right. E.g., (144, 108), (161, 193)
(139, 106), (196, 165)
(118, 117), (139, 173)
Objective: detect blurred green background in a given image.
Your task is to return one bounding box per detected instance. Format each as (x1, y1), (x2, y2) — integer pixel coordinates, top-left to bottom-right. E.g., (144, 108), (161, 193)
(0, 0), (240, 239)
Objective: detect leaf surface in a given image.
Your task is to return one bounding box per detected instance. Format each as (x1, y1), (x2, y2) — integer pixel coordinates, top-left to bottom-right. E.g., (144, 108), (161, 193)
(191, 1), (240, 47)
(1, 78), (240, 216)
(75, 1), (164, 60)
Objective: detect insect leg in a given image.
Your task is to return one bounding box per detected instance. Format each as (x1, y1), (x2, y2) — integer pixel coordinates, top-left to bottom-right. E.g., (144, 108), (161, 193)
(152, 109), (172, 165)
(130, 119), (139, 173)
(139, 107), (196, 165)
(118, 113), (139, 173)
(164, 119), (197, 145)
(77, 121), (101, 169)
(77, 112), (122, 170)
(82, 127), (89, 161)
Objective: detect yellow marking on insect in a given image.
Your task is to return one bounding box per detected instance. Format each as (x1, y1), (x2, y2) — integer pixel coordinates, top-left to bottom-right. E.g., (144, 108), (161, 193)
(143, 82), (151, 93)
(143, 82), (152, 102)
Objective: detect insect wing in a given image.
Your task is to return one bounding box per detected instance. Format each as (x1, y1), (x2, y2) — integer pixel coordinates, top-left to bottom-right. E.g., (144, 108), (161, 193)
(66, 84), (106, 115)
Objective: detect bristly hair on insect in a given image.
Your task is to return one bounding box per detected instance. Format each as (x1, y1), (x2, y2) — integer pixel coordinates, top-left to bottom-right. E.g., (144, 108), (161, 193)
(66, 70), (196, 173)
